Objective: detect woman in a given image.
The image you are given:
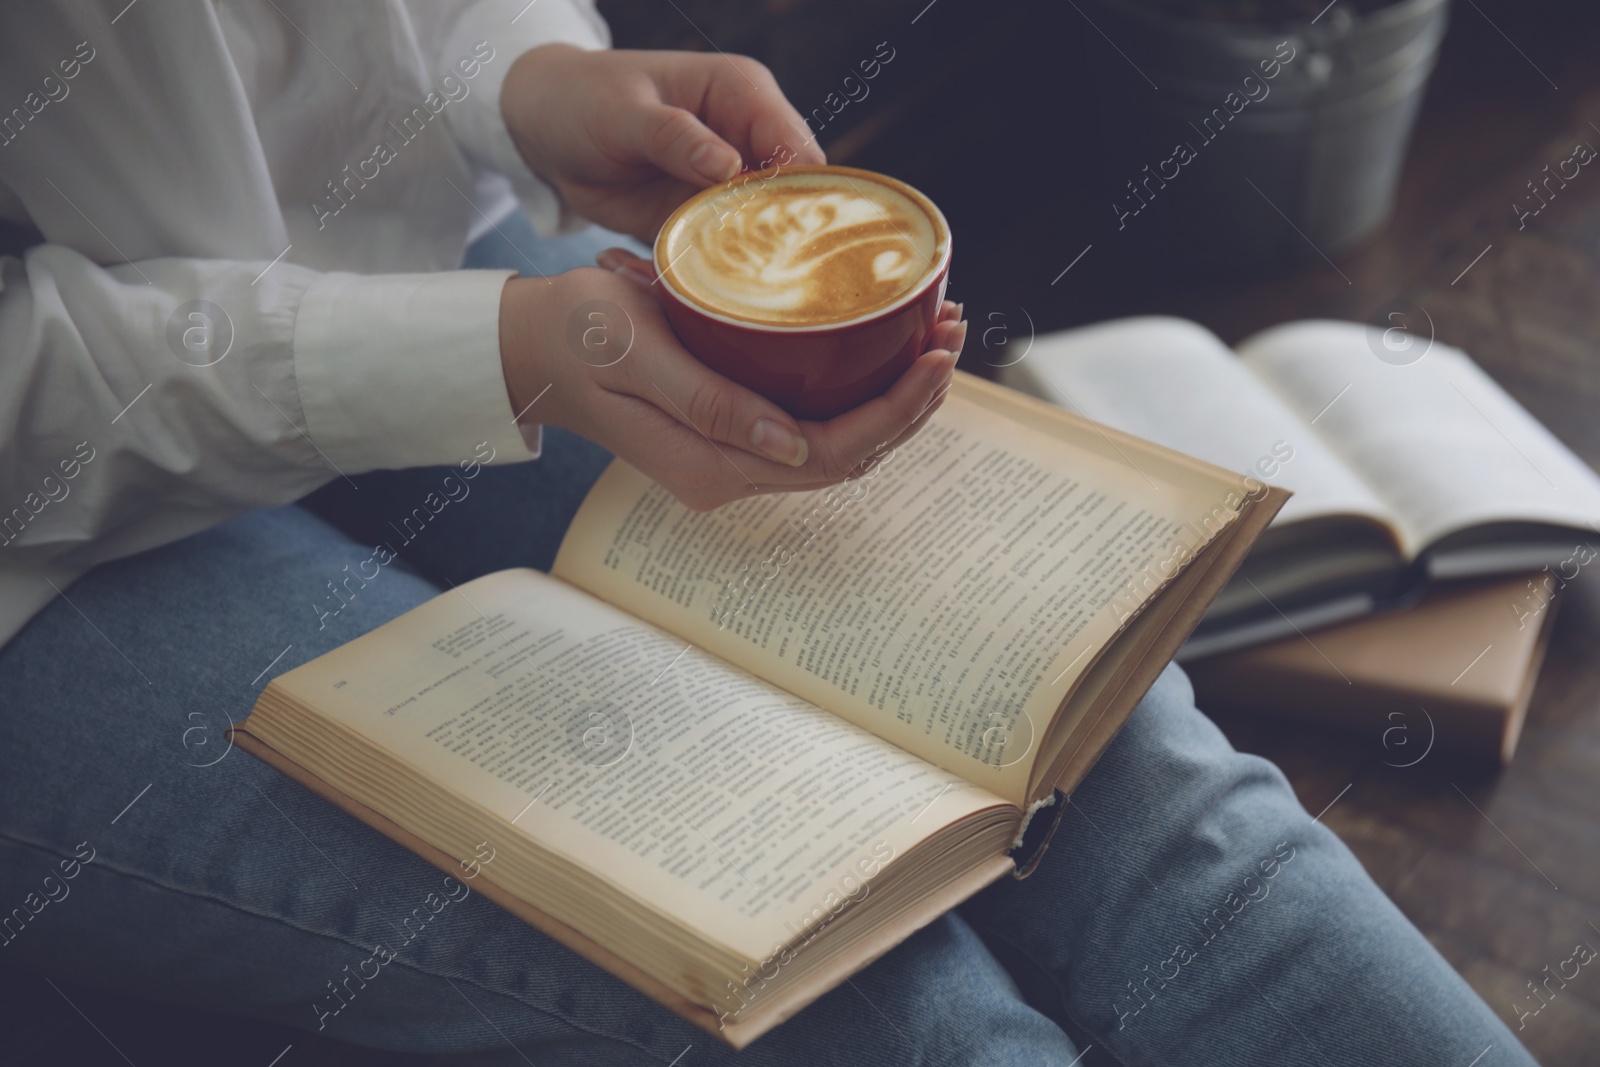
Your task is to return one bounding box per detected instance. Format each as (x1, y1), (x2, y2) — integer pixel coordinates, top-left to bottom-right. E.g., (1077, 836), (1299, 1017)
(0, 3), (1534, 1063)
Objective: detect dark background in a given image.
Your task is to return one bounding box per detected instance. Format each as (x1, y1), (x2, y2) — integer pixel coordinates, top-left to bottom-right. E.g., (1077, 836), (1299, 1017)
(9, 0), (1600, 1063)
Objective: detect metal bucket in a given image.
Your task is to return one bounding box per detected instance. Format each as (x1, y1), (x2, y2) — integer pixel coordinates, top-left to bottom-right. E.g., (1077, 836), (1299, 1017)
(1088, 0), (1451, 266)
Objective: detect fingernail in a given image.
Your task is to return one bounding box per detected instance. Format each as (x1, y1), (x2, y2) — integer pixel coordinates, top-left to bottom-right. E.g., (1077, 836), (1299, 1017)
(691, 142), (741, 183)
(954, 302), (965, 320)
(751, 418), (808, 467)
(931, 350), (959, 382)
(613, 264), (654, 288)
(595, 249), (625, 271)
(950, 321), (969, 354)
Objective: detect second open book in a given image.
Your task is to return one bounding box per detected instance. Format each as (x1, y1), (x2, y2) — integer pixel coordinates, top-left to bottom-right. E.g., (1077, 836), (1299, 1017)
(233, 373), (1282, 1047)
(1003, 318), (1600, 656)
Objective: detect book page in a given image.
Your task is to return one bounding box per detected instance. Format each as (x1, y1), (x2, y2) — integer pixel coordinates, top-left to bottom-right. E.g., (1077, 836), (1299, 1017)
(264, 569), (1001, 962)
(1000, 316), (1390, 529)
(1238, 321), (1600, 558)
(554, 375), (1246, 805)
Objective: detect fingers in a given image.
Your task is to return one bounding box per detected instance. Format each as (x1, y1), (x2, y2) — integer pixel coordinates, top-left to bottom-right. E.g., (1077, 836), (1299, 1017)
(630, 102), (743, 187)
(631, 349), (955, 510)
(618, 323), (812, 468)
(584, 249), (964, 507)
(886, 366), (954, 450)
(795, 349), (956, 481)
(620, 49), (846, 229)
(929, 316), (968, 360)
(585, 391), (769, 512)
(688, 55), (825, 171)
(592, 254), (966, 483)
(746, 91), (827, 171)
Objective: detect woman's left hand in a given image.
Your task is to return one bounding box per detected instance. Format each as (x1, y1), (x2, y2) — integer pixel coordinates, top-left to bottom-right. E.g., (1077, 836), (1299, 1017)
(499, 45), (826, 242)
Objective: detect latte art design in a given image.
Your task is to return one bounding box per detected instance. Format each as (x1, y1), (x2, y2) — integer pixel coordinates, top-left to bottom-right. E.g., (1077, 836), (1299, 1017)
(663, 175), (941, 326)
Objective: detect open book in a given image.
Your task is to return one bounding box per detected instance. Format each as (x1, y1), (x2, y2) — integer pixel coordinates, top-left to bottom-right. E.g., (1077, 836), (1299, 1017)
(1001, 318), (1600, 657)
(232, 373), (1283, 1047)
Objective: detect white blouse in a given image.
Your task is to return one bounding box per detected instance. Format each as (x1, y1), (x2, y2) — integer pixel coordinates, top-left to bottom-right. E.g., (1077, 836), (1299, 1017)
(0, 0), (609, 647)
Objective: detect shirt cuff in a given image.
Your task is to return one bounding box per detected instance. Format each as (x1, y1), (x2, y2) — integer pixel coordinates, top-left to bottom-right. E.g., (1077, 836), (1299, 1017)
(293, 269), (537, 472)
(440, 0), (610, 238)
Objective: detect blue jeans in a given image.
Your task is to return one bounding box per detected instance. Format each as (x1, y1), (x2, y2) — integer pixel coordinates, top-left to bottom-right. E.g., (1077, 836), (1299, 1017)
(0, 219), (1536, 1066)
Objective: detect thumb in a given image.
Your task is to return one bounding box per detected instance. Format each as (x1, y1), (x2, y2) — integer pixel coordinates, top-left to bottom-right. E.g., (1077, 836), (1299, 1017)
(594, 248), (810, 467)
(620, 325), (810, 468)
(647, 366), (811, 469)
(632, 103), (742, 186)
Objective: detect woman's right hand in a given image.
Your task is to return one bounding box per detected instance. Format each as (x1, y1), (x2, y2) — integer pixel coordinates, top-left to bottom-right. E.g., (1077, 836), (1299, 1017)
(499, 266), (965, 511)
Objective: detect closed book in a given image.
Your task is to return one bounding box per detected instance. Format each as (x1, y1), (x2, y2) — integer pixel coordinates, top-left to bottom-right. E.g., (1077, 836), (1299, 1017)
(1185, 573), (1562, 764)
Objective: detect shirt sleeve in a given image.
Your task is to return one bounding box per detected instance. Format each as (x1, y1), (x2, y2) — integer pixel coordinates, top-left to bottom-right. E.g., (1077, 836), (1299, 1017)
(434, 0), (612, 238)
(0, 244), (531, 578)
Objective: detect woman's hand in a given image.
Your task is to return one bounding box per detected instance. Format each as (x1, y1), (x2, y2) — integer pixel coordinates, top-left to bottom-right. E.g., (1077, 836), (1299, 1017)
(499, 45), (825, 242)
(500, 266), (966, 512)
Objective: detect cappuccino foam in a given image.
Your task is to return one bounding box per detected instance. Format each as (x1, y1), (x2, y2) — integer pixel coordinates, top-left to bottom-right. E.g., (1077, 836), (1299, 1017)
(661, 170), (943, 326)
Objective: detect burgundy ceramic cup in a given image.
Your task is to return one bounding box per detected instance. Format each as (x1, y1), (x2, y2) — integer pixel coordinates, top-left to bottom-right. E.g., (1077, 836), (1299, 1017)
(653, 164), (952, 421)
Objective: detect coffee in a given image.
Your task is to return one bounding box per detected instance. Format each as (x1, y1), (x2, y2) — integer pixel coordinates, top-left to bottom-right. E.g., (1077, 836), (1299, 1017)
(659, 168), (945, 327)
(652, 164), (954, 419)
